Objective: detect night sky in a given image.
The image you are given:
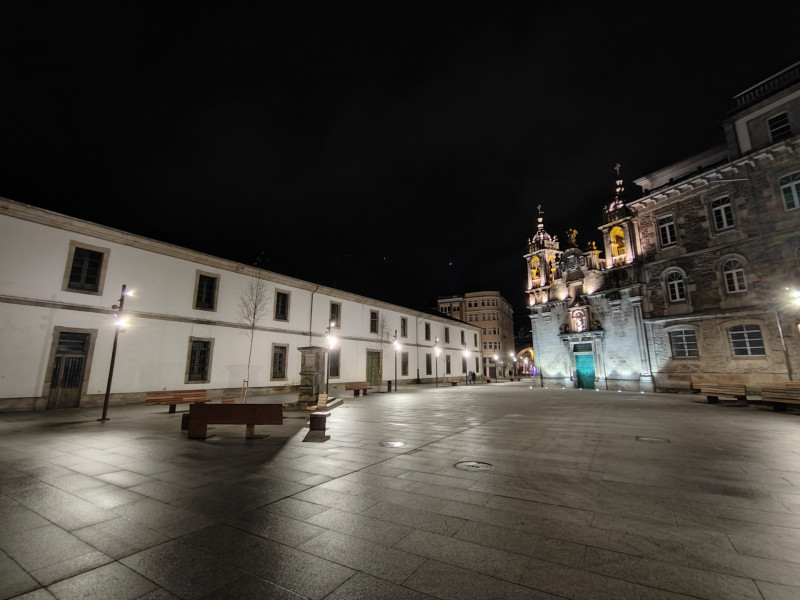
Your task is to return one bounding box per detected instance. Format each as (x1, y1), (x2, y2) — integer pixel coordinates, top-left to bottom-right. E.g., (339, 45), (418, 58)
(2, 3), (799, 322)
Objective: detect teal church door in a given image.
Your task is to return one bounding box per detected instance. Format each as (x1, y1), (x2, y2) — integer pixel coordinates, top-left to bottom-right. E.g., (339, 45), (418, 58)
(575, 354), (595, 389)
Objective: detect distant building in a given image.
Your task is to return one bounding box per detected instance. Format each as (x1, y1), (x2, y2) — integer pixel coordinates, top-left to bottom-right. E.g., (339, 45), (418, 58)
(0, 199), (482, 411)
(438, 291), (514, 378)
(526, 60), (800, 392)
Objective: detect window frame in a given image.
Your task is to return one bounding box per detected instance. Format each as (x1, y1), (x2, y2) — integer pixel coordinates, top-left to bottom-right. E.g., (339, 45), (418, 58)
(780, 172), (800, 211)
(728, 324), (766, 357)
(424, 323), (431, 341)
(657, 215), (677, 248)
(711, 196), (735, 232)
(62, 241), (109, 295)
(401, 351), (409, 376)
(185, 337), (213, 383)
(329, 302), (341, 328)
(271, 343), (289, 379)
(328, 346), (340, 378)
(665, 270), (686, 303)
(274, 290), (290, 322)
(400, 317), (408, 338)
(369, 310), (379, 334)
(193, 271), (219, 311)
(425, 353), (432, 375)
(722, 259), (747, 294)
(668, 328), (699, 358)
(768, 112), (791, 143)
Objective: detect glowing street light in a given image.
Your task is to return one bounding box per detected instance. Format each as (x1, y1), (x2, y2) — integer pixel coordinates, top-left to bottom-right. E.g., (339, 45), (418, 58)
(393, 329), (400, 392)
(463, 349), (471, 384)
(434, 337), (441, 387)
(100, 284), (134, 422)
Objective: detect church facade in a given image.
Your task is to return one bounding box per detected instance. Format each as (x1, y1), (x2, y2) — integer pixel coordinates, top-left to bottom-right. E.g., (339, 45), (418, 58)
(526, 61), (800, 393)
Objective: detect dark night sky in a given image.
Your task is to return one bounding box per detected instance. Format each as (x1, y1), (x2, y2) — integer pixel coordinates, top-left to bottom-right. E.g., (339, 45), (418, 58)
(2, 3), (799, 321)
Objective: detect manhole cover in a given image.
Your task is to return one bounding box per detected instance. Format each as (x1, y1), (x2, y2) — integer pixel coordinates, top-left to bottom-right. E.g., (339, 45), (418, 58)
(379, 441), (406, 448)
(636, 436), (670, 443)
(454, 461), (493, 471)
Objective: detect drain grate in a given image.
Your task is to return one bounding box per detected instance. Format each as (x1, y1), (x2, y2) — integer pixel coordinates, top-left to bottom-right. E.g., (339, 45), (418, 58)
(454, 461), (493, 472)
(379, 441), (406, 448)
(636, 436), (670, 443)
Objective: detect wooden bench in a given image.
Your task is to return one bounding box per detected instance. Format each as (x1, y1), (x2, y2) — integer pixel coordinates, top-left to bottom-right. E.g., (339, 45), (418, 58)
(693, 382), (747, 404)
(146, 390), (207, 413)
(760, 382), (800, 411)
(187, 403), (283, 439)
(447, 378), (459, 386)
(345, 382), (373, 397)
(221, 394), (236, 404)
(305, 393), (329, 411)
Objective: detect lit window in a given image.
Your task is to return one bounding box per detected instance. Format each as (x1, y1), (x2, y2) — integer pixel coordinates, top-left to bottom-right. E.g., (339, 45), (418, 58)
(768, 112), (791, 143)
(722, 259), (746, 293)
(666, 271), (686, 302)
(669, 329), (698, 358)
(711, 197), (734, 231)
(658, 216), (677, 247)
(728, 325), (765, 356)
(780, 172), (800, 211)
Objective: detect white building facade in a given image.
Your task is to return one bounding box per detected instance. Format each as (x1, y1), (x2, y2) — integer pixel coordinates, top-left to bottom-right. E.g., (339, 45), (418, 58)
(0, 198), (482, 411)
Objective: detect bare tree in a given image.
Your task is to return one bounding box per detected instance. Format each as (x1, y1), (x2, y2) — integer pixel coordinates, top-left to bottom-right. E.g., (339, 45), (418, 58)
(237, 274), (270, 403)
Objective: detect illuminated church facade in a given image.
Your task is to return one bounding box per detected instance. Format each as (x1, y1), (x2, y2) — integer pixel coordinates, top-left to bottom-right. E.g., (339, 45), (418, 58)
(526, 61), (800, 393)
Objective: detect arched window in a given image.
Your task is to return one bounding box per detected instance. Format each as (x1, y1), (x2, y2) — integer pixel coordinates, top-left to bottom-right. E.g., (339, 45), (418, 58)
(610, 226), (626, 257)
(666, 271), (686, 302)
(781, 172), (800, 211)
(722, 259), (746, 293)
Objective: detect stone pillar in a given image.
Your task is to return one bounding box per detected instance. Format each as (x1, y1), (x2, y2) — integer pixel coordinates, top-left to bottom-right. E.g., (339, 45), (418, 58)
(298, 346), (326, 407)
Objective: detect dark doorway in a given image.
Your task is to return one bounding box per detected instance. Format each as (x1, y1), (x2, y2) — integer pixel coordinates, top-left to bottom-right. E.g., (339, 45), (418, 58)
(47, 332), (90, 408)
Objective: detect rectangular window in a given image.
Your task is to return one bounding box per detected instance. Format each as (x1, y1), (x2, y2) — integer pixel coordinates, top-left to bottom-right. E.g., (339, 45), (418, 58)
(329, 302), (341, 328)
(728, 324), (766, 356)
(711, 197), (734, 231)
(370, 310), (379, 333)
(669, 329), (699, 358)
(444, 327), (450, 344)
(780, 172), (800, 211)
(474, 333), (478, 347)
(461, 355), (467, 373)
(274, 291), (290, 321)
(401, 352), (409, 376)
(424, 323), (431, 341)
(63, 242), (108, 294)
(328, 347), (340, 378)
(445, 355), (451, 374)
(658, 215), (677, 247)
(187, 338), (212, 383)
(460, 331), (465, 345)
(425, 353), (432, 375)
(194, 273), (218, 310)
(768, 112), (791, 143)
(271, 344), (288, 379)
(400, 317), (408, 337)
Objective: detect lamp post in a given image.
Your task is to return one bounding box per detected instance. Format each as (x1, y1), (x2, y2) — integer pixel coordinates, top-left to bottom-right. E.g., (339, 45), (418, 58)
(434, 337), (441, 387)
(493, 353), (499, 382)
(393, 329), (399, 392)
(99, 284), (131, 422)
(325, 320), (336, 394)
(463, 349), (470, 384)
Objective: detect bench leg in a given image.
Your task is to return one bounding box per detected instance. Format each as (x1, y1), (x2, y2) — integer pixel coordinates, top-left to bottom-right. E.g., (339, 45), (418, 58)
(354, 390), (360, 397)
(363, 389), (368, 395)
(246, 424), (255, 438)
(187, 420), (209, 439)
(774, 403), (788, 411)
(169, 404), (177, 413)
(706, 396), (719, 404)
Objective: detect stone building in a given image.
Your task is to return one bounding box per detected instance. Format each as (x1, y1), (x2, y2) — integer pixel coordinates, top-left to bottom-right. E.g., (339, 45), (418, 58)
(437, 291), (514, 378)
(527, 60), (800, 392)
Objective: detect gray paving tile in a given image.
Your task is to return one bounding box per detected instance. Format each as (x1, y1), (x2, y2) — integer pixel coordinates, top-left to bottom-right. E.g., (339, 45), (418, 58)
(298, 529), (425, 584)
(307, 507), (412, 546)
(0, 548), (40, 599)
(95, 470), (155, 488)
(46, 562), (157, 600)
(0, 524), (98, 574)
(72, 516), (170, 560)
(756, 580), (800, 600)
(223, 508), (327, 547)
(322, 572), (433, 600)
(403, 559), (558, 600)
(7, 589), (56, 600)
(121, 539), (243, 600)
(361, 501), (467, 536)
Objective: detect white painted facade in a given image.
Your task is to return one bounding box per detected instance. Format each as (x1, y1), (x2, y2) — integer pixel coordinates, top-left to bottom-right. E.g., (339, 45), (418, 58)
(0, 198), (482, 411)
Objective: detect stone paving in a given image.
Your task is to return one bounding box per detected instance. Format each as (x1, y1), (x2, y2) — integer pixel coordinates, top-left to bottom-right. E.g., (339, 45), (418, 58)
(2, 382), (800, 599)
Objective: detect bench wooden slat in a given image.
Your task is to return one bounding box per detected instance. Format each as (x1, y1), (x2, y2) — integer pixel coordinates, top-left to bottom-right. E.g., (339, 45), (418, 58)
(761, 386), (800, 410)
(146, 390), (207, 413)
(692, 381), (746, 405)
(345, 382), (373, 396)
(187, 403), (283, 439)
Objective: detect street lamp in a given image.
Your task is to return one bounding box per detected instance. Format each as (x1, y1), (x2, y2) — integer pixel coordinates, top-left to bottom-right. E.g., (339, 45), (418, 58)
(434, 337), (441, 387)
(393, 329), (399, 392)
(493, 353), (499, 382)
(100, 284), (133, 422)
(325, 320), (336, 394)
(463, 349), (471, 384)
